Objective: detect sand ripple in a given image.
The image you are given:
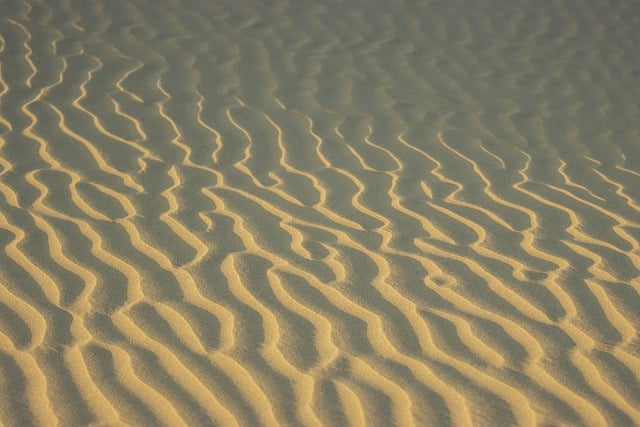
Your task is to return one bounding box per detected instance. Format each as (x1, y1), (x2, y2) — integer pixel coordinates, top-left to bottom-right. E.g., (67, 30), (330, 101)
(1, 0), (639, 425)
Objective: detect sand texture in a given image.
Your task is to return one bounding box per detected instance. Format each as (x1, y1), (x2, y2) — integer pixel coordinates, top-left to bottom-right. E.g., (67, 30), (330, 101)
(1, 0), (640, 425)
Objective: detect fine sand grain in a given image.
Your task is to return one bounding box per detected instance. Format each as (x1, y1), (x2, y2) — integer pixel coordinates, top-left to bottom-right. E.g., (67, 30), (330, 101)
(1, 0), (639, 425)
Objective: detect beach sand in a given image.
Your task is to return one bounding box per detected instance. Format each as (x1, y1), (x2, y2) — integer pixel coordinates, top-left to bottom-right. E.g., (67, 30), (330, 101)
(0, 0), (639, 425)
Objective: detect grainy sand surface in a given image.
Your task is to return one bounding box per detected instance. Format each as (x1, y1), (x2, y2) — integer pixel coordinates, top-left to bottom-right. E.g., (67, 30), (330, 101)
(1, 0), (639, 425)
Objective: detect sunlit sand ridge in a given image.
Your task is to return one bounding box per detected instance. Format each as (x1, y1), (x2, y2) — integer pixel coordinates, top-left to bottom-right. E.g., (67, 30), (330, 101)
(0, 0), (639, 425)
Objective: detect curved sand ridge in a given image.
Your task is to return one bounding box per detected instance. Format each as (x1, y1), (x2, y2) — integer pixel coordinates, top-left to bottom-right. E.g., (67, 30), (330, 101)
(1, 0), (639, 425)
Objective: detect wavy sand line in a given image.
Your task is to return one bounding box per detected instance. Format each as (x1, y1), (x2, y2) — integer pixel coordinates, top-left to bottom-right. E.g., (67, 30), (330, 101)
(558, 158), (606, 203)
(520, 170), (636, 278)
(63, 346), (122, 425)
(24, 171), (145, 313)
(111, 311), (239, 426)
(424, 281), (609, 425)
(0, 166), (20, 208)
(222, 255), (322, 426)
(591, 166), (640, 216)
(113, 56), (145, 104)
(6, 19), (36, 88)
(100, 97), (160, 166)
(0, 63), (13, 133)
(0, 210), (61, 306)
(332, 380), (367, 426)
(115, 218), (235, 352)
(226, 103), (366, 230)
(427, 309), (506, 368)
(509, 151), (580, 314)
(323, 217), (502, 424)
(417, 207), (552, 323)
(159, 166), (210, 267)
(85, 181), (137, 219)
(21, 83), (120, 223)
(0, 264), (47, 349)
(266, 270), (339, 367)
(215, 115), (317, 224)
(155, 77), (202, 168)
(584, 280), (636, 346)
(364, 226), (537, 424)
(0, 333), (56, 426)
(47, 102), (143, 193)
(201, 185), (319, 268)
(571, 350), (640, 424)
(206, 185), (475, 425)
(29, 213), (97, 313)
(195, 93), (223, 164)
(96, 342), (188, 426)
(348, 357), (415, 427)
(434, 133), (519, 233)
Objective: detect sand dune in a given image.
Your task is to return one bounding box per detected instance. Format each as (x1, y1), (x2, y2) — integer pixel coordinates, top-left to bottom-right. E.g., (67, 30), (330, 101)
(1, 0), (639, 425)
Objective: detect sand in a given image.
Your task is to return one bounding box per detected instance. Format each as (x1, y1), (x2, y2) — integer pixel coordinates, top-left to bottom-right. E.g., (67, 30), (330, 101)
(0, 0), (639, 425)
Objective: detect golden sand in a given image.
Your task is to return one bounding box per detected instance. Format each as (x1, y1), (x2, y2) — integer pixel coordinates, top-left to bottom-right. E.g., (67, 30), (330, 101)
(0, 0), (639, 425)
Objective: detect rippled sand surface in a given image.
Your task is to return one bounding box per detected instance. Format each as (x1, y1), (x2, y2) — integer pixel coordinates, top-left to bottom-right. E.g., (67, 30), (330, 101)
(1, 0), (639, 425)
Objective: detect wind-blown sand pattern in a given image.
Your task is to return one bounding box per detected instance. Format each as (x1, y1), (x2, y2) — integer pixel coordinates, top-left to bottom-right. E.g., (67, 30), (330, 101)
(0, 0), (639, 425)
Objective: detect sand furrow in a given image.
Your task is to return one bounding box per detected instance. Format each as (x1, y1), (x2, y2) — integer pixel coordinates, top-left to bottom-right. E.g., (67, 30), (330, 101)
(0, 211), (61, 307)
(86, 342), (188, 426)
(221, 254), (322, 426)
(0, 59), (13, 134)
(332, 380), (367, 427)
(50, 101), (142, 191)
(0, 271), (47, 350)
(208, 187), (480, 425)
(115, 218), (235, 351)
(158, 166), (209, 267)
(112, 310), (239, 426)
(0, 334), (57, 426)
